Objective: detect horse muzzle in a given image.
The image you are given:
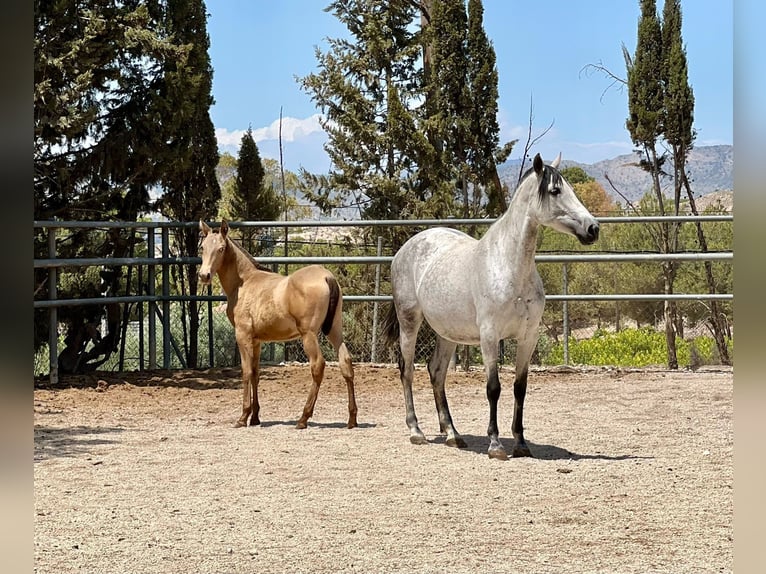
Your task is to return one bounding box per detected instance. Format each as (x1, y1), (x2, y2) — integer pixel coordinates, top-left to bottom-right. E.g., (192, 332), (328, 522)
(198, 271), (213, 285)
(577, 222), (600, 245)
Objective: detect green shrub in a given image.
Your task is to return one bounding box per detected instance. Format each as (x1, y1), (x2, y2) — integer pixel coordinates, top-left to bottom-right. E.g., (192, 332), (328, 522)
(540, 327), (733, 367)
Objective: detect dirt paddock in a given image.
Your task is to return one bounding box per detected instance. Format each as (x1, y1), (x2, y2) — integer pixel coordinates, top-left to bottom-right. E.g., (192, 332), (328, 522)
(34, 363), (733, 574)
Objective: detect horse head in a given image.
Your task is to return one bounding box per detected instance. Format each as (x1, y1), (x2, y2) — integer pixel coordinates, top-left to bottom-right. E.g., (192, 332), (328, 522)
(198, 219), (230, 284)
(529, 153), (599, 245)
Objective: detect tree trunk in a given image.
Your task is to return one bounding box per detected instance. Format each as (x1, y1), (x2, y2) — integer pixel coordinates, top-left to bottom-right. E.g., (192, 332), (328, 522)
(681, 171), (731, 365)
(648, 145), (678, 369)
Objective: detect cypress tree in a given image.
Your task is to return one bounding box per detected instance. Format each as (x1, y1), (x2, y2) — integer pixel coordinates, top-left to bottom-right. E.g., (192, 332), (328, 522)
(231, 127), (281, 252)
(627, 0), (677, 368)
(466, 0), (508, 216)
(430, 0), (471, 215)
(661, 0), (730, 364)
(155, 0), (221, 369)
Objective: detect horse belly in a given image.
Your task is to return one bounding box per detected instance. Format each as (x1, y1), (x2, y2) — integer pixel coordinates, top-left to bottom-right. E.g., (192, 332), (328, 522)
(419, 276), (481, 344)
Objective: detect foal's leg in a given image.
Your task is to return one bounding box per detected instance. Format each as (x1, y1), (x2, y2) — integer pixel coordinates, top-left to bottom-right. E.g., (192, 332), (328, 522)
(429, 335), (465, 448)
(398, 309), (427, 445)
(249, 342), (262, 426)
(509, 334), (536, 458)
(327, 325), (357, 429)
(234, 331), (258, 427)
(297, 331), (325, 429)
(480, 336), (508, 460)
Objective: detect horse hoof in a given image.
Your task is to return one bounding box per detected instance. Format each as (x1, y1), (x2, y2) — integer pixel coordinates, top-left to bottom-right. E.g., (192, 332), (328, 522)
(446, 437), (468, 449)
(233, 420), (247, 428)
(409, 435), (428, 445)
(347, 421), (358, 429)
(488, 447), (508, 460)
(249, 418), (260, 427)
(512, 445), (533, 458)
(295, 421), (308, 430)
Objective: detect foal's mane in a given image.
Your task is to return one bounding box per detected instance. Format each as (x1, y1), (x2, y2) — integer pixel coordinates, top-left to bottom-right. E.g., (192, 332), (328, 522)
(223, 232), (276, 273)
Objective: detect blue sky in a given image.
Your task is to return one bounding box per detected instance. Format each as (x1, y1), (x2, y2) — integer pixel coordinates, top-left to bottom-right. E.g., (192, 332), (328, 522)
(206, 1), (733, 173)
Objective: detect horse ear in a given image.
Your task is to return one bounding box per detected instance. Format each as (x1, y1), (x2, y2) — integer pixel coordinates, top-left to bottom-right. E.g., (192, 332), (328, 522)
(220, 219), (229, 238)
(199, 220), (211, 236)
(551, 152), (562, 169)
(533, 153), (544, 175)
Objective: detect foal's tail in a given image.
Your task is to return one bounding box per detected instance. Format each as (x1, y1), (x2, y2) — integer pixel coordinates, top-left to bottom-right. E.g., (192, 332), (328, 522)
(380, 304), (400, 348)
(322, 276), (341, 336)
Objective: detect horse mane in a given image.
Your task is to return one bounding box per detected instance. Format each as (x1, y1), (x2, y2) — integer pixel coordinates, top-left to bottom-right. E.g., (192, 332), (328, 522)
(518, 163), (564, 203)
(225, 233), (276, 273)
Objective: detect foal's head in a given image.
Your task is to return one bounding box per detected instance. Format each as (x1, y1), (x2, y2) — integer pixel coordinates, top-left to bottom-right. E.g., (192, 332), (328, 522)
(198, 219), (230, 285)
(525, 153), (600, 245)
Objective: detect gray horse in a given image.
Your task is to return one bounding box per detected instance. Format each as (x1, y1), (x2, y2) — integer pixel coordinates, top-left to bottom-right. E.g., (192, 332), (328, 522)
(382, 153), (599, 459)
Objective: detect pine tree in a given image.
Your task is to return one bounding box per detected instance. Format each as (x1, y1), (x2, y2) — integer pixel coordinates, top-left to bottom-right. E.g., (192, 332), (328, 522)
(300, 0), (453, 248)
(34, 1), (185, 364)
(231, 127), (281, 252)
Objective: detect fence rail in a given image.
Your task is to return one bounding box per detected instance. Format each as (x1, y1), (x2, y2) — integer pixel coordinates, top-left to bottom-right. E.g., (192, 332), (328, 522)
(34, 216), (733, 384)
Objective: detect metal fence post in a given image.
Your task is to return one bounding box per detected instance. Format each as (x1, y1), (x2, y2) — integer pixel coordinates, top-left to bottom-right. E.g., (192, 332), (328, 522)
(48, 227), (58, 386)
(563, 263), (569, 366)
(370, 236), (383, 362)
(162, 227), (170, 368)
(148, 227), (157, 370)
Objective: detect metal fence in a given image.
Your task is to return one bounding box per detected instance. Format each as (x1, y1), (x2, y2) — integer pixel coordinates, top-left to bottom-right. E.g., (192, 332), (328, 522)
(34, 216), (733, 383)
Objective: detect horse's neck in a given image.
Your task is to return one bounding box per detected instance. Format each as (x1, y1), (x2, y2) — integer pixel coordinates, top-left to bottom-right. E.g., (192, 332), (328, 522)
(483, 188), (540, 276)
(216, 239), (260, 296)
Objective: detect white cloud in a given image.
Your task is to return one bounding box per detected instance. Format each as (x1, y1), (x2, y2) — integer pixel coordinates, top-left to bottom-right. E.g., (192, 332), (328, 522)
(251, 114), (324, 143)
(216, 114), (325, 151)
(215, 115), (330, 172)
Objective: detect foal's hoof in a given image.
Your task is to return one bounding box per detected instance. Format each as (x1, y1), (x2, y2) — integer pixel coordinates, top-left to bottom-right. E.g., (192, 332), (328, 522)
(347, 420), (358, 429)
(233, 420), (247, 428)
(295, 420), (308, 430)
(488, 447), (509, 460)
(249, 418), (260, 427)
(446, 436), (468, 449)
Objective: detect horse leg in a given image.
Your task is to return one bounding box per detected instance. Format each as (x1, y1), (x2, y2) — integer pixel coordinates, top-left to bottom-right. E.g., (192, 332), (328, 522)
(327, 326), (357, 429)
(428, 336), (465, 448)
(480, 336), (508, 460)
(297, 331), (325, 429)
(234, 331), (255, 428)
(398, 310), (427, 445)
(510, 334), (536, 458)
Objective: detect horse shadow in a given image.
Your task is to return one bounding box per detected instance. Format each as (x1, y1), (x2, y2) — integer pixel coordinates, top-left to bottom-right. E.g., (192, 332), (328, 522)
(432, 433), (652, 462)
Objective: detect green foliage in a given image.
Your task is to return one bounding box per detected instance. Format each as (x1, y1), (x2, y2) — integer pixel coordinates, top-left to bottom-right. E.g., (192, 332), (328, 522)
(626, 0), (664, 148)
(227, 128), (282, 252)
(661, 0), (695, 151)
(300, 0), (510, 239)
(541, 327), (733, 368)
(559, 166), (592, 185)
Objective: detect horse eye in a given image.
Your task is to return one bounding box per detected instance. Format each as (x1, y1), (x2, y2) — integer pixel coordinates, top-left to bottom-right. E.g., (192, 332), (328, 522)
(550, 187), (561, 196)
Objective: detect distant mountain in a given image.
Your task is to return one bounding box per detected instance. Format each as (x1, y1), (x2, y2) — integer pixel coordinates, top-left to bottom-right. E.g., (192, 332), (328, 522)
(499, 145), (733, 206)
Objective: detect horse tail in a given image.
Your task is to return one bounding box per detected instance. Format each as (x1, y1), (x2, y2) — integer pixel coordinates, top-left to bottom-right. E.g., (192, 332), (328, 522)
(322, 276), (341, 336)
(380, 303), (400, 348)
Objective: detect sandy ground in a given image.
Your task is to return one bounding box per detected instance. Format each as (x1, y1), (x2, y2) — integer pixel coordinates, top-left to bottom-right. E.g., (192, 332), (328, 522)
(34, 363), (733, 574)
